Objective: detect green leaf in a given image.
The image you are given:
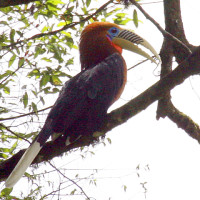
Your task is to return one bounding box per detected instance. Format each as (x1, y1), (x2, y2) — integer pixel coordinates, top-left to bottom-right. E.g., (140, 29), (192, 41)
(16, 30), (23, 37)
(20, 14), (29, 27)
(133, 9), (138, 27)
(86, 0), (91, 7)
(34, 46), (46, 58)
(107, 138), (112, 144)
(114, 18), (131, 25)
(8, 54), (16, 67)
(61, 31), (71, 38)
(0, 21), (8, 25)
(27, 69), (40, 78)
(47, 0), (64, 5)
(0, 153), (8, 159)
(123, 185), (127, 192)
(31, 102), (38, 114)
(0, 107), (9, 114)
(0, 7), (12, 14)
(70, 189), (76, 195)
(23, 92), (28, 108)
(116, 13), (126, 18)
(51, 44), (63, 63)
(41, 26), (49, 33)
(31, 90), (37, 97)
(10, 29), (15, 43)
(57, 21), (67, 27)
(0, 188), (13, 196)
(47, 3), (60, 12)
(40, 96), (45, 105)
(40, 74), (50, 88)
(43, 87), (59, 94)
(3, 86), (10, 94)
(51, 75), (62, 86)
(18, 57), (25, 68)
(65, 58), (74, 66)
(41, 57), (52, 62)
(10, 141), (18, 152)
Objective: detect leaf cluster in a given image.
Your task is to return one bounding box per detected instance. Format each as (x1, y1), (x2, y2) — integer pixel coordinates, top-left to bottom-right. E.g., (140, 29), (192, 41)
(0, 0), (141, 199)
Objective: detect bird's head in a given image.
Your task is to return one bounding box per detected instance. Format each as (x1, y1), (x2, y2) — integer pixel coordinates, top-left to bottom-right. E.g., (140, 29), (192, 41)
(79, 22), (160, 70)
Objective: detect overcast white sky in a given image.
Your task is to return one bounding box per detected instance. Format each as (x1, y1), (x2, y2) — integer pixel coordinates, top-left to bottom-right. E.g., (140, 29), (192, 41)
(4, 0), (200, 199)
(82, 0), (200, 199)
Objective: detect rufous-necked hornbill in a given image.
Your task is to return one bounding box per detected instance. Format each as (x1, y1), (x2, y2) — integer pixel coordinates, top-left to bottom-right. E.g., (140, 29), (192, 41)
(5, 22), (160, 188)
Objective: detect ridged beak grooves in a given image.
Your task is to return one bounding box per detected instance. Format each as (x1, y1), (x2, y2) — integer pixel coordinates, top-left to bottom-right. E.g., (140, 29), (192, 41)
(112, 29), (160, 64)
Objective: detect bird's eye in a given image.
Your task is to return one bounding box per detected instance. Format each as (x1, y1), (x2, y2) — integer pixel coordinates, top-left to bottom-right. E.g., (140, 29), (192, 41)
(108, 27), (119, 38)
(111, 28), (117, 33)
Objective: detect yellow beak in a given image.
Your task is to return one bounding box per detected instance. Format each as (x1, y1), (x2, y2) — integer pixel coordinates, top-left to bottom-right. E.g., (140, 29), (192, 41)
(112, 29), (160, 64)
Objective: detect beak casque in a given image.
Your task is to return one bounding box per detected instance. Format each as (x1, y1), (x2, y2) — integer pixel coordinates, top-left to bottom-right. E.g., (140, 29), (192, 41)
(112, 29), (160, 64)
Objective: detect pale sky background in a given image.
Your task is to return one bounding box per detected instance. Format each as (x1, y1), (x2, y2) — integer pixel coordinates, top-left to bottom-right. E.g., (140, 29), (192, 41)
(3, 0), (200, 199)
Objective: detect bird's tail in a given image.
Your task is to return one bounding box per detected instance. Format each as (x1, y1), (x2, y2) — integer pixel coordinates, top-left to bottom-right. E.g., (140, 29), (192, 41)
(5, 141), (42, 188)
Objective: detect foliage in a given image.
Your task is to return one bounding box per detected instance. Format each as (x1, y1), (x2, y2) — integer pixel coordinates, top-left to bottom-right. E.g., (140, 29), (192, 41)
(0, 0), (140, 199)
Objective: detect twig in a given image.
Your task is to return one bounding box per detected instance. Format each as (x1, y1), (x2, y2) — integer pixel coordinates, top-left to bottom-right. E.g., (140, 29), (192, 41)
(0, 65), (23, 86)
(0, 106), (52, 121)
(140, 1), (163, 5)
(0, 123), (31, 143)
(48, 162), (91, 200)
(2, 0), (114, 51)
(128, 58), (149, 71)
(130, 0), (192, 54)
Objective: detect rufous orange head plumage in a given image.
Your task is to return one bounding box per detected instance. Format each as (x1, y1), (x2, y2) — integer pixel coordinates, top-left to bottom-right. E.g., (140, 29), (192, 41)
(79, 22), (160, 70)
(79, 22), (123, 70)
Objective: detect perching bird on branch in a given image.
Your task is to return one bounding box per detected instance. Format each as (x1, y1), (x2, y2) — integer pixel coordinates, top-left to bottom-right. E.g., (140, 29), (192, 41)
(5, 22), (160, 188)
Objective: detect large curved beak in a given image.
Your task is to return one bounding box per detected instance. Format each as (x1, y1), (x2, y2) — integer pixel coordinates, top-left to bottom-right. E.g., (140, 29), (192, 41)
(112, 29), (160, 64)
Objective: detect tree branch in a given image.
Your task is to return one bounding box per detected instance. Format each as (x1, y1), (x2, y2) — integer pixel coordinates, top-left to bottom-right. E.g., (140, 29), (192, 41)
(1, 46), (200, 182)
(0, 0), (36, 8)
(156, 34), (173, 119)
(163, 0), (195, 62)
(166, 101), (200, 141)
(0, 106), (52, 122)
(2, 0), (114, 51)
(48, 162), (91, 199)
(129, 0), (192, 57)
(0, 124), (31, 144)
(156, 0), (198, 132)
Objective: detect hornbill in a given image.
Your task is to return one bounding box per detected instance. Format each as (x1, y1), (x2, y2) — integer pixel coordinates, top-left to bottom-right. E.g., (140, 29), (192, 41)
(5, 22), (160, 188)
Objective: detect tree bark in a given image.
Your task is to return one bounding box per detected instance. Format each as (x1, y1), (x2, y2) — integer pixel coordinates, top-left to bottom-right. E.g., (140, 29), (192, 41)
(0, 0), (37, 8)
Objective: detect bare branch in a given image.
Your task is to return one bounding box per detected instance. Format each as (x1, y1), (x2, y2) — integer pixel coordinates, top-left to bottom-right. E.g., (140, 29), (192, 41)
(129, 0), (192, 56)
(0, 106), (52, 122)
(48, 162), (91, 200)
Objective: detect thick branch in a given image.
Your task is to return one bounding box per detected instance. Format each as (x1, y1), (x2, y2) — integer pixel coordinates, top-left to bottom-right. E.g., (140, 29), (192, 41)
(104, 46), (200, 134)
(0, 0), (37, 8)
(156, 38), (173, 119)
(1, 46), (200, 182)
(157, 0), (197, 128)
(166, 102), (200, 141)
(163, 0), (195, 63)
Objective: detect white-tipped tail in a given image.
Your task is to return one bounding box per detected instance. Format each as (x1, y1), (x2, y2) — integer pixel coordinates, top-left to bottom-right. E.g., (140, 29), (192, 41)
(5, 141), (42, 188)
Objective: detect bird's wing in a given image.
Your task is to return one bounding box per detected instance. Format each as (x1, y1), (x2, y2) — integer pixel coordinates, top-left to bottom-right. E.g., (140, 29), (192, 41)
(37, 53), (125, 145)
(5, 53), (125, 188)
